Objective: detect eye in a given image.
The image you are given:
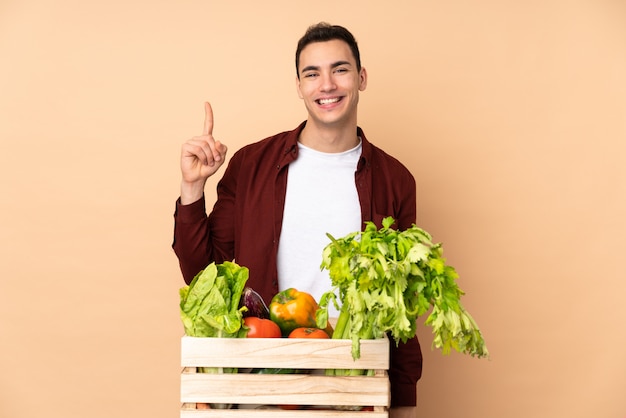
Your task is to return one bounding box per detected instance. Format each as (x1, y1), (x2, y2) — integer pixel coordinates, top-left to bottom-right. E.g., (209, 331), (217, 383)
(334, 67), (348, 74)
(303, 72), (318, 78)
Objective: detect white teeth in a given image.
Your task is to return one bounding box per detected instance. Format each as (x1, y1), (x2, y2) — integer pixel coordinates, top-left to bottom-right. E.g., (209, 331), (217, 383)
(318, 98), (340, 105)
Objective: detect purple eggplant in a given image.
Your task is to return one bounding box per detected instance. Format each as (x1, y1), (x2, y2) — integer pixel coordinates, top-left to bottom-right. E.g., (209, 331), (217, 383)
(239, 287), (270, 319)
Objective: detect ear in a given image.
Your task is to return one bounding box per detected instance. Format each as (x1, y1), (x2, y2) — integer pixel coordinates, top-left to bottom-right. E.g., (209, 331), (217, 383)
(359, 67), (368, 91)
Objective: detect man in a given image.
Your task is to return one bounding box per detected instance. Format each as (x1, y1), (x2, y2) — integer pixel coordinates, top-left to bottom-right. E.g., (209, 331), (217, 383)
(173, 23), (422, 417)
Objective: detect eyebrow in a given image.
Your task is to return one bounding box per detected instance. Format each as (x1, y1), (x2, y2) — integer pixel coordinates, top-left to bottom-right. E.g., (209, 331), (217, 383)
(300, 60), (353, 75)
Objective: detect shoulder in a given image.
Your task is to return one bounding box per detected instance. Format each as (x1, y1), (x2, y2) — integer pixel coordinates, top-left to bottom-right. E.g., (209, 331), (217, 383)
(231, 122), (305, 160)
(361, 134), (415, 181)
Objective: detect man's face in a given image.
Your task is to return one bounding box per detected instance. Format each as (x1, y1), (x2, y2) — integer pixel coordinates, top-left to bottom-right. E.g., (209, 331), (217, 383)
(296, 39), (367, 129)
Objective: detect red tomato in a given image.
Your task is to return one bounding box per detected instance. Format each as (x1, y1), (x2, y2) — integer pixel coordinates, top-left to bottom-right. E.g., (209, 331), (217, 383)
(288, 327), (330, 339)
(244, 317), (282, 338)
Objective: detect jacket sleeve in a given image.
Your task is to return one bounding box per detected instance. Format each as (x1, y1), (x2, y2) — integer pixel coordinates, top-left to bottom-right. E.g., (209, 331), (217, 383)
(172, 196), (211, 284)
(389, 162), (422, 407)
(172, 147), (243, 284)
(395, 167), (417, 231)
(389, 336), (423, 407)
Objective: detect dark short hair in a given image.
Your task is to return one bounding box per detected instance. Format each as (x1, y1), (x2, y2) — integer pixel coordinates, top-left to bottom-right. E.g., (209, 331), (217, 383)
(295, 22), (362, 78)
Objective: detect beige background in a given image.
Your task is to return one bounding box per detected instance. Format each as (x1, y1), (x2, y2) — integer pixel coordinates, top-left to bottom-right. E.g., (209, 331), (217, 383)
(1, 1), (625, 417)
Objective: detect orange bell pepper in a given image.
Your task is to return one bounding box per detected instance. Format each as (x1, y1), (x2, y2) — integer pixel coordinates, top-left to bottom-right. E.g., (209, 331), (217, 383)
(269, 288), (325, 336)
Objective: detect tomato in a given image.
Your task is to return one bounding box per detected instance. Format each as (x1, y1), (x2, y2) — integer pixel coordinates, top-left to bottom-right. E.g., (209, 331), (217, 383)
(288, 327), (330, 339)
(243, 317), (282, 338)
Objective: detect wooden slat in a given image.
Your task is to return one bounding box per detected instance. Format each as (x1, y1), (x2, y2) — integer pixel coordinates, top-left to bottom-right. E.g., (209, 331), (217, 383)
(180, 335), (390, 416)
(180, 373), (390, 407)
(180, 408), (389, 417)
(180, 336), (389, 370)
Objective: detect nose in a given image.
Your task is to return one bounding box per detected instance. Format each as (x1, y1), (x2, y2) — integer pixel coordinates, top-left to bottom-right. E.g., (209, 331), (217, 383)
(319, 71), (336, 92)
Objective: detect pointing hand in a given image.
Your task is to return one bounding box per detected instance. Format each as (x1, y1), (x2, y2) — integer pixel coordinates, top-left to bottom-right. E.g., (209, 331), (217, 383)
(180, 102), (228, 203)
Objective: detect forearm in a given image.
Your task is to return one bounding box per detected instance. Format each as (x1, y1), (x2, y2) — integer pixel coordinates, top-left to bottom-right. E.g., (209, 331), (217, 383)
(180, 179), (207, 205)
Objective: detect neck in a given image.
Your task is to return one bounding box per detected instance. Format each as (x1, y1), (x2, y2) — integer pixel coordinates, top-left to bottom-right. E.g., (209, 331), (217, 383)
(298, 120), (359, 153)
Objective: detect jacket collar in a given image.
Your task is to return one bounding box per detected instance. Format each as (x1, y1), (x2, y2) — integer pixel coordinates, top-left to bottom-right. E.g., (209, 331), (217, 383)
(282, 121), (372, 167)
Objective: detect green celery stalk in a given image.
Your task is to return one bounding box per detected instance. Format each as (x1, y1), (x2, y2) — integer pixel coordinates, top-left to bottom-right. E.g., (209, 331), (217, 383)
(318, 217), (489, 363)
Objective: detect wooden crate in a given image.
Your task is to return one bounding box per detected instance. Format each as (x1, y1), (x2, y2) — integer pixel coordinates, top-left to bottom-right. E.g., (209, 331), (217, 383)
(180, 335), (390, 417)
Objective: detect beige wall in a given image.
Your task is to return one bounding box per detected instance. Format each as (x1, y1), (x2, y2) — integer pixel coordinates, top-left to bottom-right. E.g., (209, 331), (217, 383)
(1, 1), (625, 417)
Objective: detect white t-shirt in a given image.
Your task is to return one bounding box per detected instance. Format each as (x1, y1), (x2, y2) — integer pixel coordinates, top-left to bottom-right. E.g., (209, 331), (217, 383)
(277, 140), (362, 318)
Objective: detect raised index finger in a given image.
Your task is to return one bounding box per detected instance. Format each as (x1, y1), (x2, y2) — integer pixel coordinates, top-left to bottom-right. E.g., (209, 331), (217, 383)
(202, 101), (214, 136)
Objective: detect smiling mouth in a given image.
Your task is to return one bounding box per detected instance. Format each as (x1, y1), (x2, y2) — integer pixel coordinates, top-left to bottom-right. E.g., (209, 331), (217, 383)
(317, 97), (341, 105)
